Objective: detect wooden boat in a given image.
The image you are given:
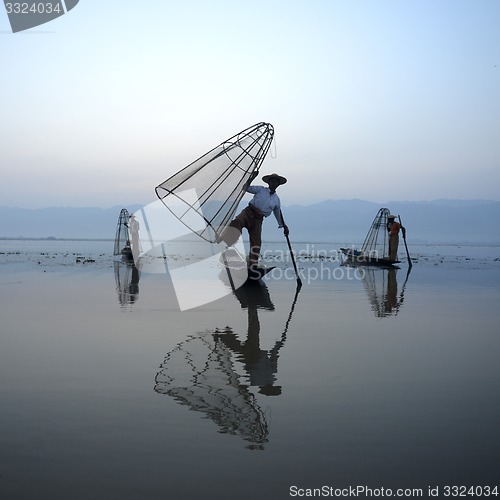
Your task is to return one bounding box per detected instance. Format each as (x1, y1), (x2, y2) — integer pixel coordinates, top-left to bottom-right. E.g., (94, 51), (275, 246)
(340, 247), (399, 267)
(247, 266), (275, 282)
(221, 247), (276, 283)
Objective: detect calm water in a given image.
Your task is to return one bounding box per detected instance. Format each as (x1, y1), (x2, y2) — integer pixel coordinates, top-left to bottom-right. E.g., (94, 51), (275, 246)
(1, 240), (499, 499)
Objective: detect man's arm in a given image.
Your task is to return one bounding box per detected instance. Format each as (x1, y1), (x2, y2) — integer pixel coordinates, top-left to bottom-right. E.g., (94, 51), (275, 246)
(247, 185), (261, 194)
(273, 207), (289, 235)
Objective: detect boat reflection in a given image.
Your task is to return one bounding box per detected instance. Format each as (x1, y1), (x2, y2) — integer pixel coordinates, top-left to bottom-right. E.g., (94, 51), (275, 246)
(154, 281), (300, 449)
(113, 260), (140, 307)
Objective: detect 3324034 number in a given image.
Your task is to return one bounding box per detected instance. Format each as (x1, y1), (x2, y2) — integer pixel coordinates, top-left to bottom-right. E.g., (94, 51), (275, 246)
(444, 485), (499, 497)
(4, 3), (62, 14)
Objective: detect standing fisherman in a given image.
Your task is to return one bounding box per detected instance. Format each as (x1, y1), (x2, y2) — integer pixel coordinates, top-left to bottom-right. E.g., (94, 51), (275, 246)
(221, 173), (289, 270)
(128, 214), (140, 261)
(387, 214), (403, 262)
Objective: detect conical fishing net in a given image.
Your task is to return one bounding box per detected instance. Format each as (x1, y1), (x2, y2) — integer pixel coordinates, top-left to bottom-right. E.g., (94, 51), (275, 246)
(113, 261), (140, 306)
(113, 208), (131, 256)
(155, 122), (275, 243)
(361, 208), (390, 259)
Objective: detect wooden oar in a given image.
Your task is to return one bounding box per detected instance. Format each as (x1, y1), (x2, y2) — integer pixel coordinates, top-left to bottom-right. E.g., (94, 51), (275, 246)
(398, 215), (412, 269)
(280, 210), (302, 288)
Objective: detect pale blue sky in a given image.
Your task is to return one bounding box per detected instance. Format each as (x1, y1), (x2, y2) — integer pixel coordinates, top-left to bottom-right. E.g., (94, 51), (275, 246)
(1, 0), (499, 208)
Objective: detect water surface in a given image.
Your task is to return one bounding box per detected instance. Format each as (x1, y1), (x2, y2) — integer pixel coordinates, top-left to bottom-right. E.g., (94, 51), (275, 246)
(1, 240), (499, 499)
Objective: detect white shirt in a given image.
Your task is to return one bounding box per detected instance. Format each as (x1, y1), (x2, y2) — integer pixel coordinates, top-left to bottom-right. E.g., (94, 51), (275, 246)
(247, 185), (284, 227)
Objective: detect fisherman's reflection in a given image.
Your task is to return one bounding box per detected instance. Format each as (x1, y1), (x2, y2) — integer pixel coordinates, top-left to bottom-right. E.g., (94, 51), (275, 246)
(113, 260), (140, 306)
(214, 282), (284, 396)
(362, 266), (410, 317)
(154, 281), (299, 448)
(385, 267), (398, 314)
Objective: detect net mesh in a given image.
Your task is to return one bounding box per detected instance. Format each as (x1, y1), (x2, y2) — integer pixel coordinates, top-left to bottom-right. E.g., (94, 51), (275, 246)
(113, 208), (131, 256)
(361, 207), (390, 258)
(155, 122), (274, 243)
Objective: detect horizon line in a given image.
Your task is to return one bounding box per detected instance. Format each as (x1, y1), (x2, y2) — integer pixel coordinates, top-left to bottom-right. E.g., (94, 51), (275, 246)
(1, 197), (499, 211)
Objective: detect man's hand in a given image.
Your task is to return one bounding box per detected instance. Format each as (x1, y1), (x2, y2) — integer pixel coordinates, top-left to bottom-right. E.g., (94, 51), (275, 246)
(245, 170), (259, 189)
(283, 224), (289, 236)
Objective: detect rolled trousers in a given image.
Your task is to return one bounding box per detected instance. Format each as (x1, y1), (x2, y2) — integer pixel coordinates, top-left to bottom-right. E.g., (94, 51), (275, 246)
(222, 205), (263, 267)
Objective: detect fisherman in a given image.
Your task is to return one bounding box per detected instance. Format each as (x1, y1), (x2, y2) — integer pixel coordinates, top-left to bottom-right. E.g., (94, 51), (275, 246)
(128, 214), (140, 261)
(387, 214), (403, 262)
(221, 172), (289, 270)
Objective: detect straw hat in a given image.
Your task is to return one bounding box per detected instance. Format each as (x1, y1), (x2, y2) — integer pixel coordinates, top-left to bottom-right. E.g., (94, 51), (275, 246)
(387, 214), (397, 219)
(262, 173), (287, 185)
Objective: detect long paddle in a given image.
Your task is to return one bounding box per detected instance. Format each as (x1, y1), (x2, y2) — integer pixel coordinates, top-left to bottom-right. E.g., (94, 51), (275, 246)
(398, 215), (412, 269)
(280, 210), (302, 288)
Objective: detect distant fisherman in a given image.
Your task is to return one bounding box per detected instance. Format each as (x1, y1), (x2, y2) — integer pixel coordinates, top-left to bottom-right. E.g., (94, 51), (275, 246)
(221, 172), (289, 270)
(128, 214), (140, 261)
(387, 214), (404, 261)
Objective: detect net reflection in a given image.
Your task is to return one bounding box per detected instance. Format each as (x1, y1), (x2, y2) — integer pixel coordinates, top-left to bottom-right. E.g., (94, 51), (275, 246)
(113, 260), (140, 307)
(155, 332), (270, 448)
(361, 266), (411, 317)
(154, 282), (300, 449)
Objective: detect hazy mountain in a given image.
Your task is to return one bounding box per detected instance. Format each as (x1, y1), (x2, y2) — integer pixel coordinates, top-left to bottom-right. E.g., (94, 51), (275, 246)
(268, 199), (500, 244)
(0, 205), (142, 240)
(1, 199), (499, 244)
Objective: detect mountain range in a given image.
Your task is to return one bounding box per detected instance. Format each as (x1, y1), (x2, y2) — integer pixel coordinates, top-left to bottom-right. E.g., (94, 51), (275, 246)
(1, 199), (499, 244)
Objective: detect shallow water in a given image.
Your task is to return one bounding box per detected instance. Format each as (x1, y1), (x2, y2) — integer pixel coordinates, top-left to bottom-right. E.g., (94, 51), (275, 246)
(1, 240), (499, 499)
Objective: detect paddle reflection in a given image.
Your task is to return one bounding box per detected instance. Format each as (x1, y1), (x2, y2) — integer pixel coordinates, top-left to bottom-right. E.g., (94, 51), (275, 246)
(154, 282), (300, 449)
